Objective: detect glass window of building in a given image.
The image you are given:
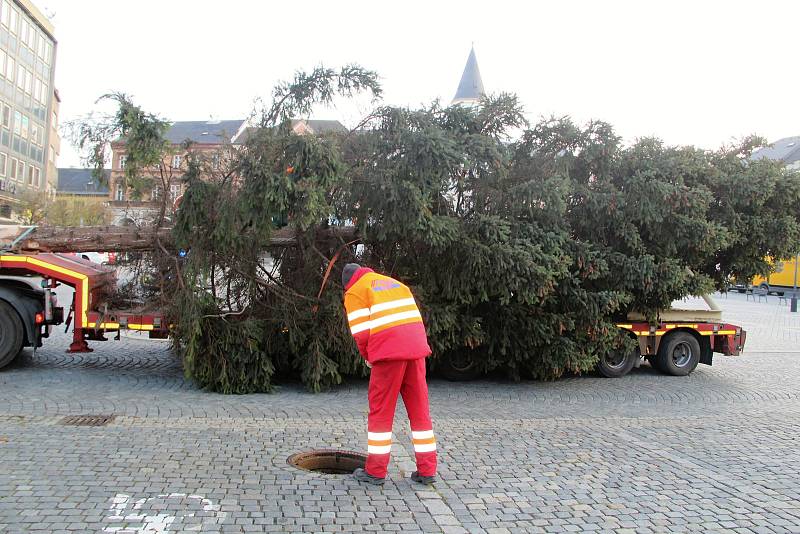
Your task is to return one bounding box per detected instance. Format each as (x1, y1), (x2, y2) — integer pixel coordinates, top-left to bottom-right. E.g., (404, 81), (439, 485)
(0, 50), (5, 78)
(32, 167), (39, 188)
(172, 155), (181, 168)
(0, 152), (5, 176)
(1, 103), (8, 128)
(0, 2), (8, 27)
(8, 5), (17, 34)
(24, 68), (31, 94)
(20, 115), (27, 138)
(26, 164), (32, 185)
(115, 184), (124, 201)
(12, 111), (20, 135)
(5, 57), (13, 81)
(16, 65), (24, 90)
(8, 158), (15, 180)
(119, 155), (127, 169)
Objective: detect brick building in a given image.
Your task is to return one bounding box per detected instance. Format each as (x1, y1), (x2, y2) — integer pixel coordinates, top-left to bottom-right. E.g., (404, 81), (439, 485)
(108, 118), (346, 226)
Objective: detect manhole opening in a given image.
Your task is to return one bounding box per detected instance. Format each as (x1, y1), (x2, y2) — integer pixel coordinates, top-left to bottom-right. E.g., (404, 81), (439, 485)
(287, 449), (366, 475)
(59, 415), (116, 427)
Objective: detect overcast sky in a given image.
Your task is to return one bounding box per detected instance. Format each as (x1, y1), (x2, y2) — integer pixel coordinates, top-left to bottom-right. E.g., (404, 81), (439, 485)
(41, 0), (800, 168)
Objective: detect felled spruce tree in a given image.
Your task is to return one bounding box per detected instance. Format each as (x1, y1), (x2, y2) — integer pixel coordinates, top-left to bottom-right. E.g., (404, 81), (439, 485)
(79, 66), (800, 392)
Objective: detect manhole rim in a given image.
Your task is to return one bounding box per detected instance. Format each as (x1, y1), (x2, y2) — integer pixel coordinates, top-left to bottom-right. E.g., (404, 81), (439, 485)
(286, 448), (367, 476)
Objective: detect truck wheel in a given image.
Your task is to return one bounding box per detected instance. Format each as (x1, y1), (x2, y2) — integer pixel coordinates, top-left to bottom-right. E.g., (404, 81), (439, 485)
(656, 332), (700, 376)
(597, 347), (638, 378)
(438, 351), (481, 382)
(0, 300), (24, 369)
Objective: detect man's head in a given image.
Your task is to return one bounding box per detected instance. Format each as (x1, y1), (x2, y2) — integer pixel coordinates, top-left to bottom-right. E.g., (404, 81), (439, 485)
(342, 263), (361, 289)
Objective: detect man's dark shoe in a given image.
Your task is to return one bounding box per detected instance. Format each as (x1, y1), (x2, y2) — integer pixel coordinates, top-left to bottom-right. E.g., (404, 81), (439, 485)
(353, 467), (385, 485)
(410, 471), (436, 485)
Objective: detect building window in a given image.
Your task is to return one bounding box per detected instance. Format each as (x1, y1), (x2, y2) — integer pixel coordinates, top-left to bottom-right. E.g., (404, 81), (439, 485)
(30, 123), (39, 146)
(4, 57), (13, 81)
(171, 155), (181, 169)
(8, 158), (15, 181)
(170, 184), (181, 201)
(0, 50), (5, 78)
(20, 115), (28, 138)
(151, 186), (161, 200)
(0, 153), (5, 176)
(38, 36), (45, 60)
(24, 69), (31, 94)
(15, 161), (22, 182)
(0, 2), (8, 27)
(115, 184), (124, 201)
(26, 164), (33, 185)
(16, 65), (23, 90)
(119, 155), (127, 169)
(12, 111), (20, 135)
(8, 6), (17, 34)
(32, 167), (39, 188)
(1, 104), (8, 128)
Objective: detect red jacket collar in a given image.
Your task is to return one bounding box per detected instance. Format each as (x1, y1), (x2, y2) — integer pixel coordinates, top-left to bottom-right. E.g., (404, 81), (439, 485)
(345, 267), (374, 291)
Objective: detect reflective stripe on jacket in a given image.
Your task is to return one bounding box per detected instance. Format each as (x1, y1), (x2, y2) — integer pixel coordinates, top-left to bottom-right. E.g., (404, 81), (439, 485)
(344, 268), (432, 363)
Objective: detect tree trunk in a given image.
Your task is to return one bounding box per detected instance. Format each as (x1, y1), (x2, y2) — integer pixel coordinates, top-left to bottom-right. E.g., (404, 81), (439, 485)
(1, 225), (356, 253)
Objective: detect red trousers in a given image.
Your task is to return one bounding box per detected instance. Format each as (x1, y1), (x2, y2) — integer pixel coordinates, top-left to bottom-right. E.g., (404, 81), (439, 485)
(365, 358), (437, 479)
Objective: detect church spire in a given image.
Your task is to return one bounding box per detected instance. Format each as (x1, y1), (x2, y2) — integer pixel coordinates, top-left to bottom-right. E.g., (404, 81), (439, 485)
(452, 45), (485, 106)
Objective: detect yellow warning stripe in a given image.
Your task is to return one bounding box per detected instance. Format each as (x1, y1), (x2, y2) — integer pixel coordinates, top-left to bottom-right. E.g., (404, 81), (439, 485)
(86, 322), (120, 329)
(127, 324), (154, 331)
(698, 330), (736, 336)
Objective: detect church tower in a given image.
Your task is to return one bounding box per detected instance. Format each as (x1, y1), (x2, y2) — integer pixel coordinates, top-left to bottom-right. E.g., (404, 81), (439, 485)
(452, 46), (485, 106)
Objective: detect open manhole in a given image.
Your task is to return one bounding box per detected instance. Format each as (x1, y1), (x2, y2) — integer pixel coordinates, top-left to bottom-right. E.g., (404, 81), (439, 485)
(287, 449), (366, 475)
(59, 415), (116, 427)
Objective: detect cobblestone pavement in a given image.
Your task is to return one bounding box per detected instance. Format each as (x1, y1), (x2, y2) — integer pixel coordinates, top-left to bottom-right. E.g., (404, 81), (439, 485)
(1, 291), (799, 533)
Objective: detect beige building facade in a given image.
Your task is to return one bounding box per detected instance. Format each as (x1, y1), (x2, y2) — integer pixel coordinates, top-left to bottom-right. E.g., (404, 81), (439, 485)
(0, 0), (58, 220)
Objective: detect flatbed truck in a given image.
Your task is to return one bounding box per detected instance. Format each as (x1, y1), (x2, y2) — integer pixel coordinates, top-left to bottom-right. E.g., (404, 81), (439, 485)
(0, 250), (746, 378)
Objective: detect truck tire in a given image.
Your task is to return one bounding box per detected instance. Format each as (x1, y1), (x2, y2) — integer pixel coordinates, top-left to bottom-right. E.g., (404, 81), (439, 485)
(0, 300), (24, 369)
(656, 331), (700, 376)
(438, 351), (481, 382)
(597, 347), (638, 378)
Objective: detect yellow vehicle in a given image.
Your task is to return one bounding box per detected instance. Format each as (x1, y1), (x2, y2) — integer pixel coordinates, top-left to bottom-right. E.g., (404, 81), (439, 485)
(740, 255), (800, 295)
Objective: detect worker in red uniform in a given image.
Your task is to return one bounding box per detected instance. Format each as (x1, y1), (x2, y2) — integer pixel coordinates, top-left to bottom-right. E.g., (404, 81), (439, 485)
(341, 263), (437, 486)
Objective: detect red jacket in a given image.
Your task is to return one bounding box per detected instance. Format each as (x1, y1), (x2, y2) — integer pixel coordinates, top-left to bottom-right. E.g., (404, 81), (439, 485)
(344, 268), (432, 363)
